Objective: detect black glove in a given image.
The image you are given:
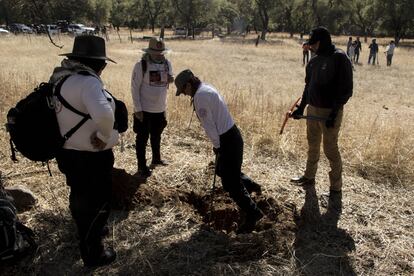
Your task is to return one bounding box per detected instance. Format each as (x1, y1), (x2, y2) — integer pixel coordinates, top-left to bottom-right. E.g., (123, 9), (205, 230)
(325, 111), (338, 128)
(291, 107), (304, 120)
(213, 147), (220, 155)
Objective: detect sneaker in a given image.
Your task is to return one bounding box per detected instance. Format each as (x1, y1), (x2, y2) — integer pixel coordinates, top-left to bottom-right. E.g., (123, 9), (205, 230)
(290, 176), (315, 186)
(83, 247), (117, 267)
(236, 209), (264, 234)
(137, 166), (152, 177)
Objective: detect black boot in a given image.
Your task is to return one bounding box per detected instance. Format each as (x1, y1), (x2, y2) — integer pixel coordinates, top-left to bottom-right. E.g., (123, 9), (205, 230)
(137, 165), (151, 177)
(237, 209), (264, 234)
(243, 180), (262, 195)
(81, 245), (117, 267)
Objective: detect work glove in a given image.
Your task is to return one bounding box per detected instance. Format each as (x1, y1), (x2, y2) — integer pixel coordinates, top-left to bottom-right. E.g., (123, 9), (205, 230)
(325, 111), (338, 128)
(290, 106), (304, 120)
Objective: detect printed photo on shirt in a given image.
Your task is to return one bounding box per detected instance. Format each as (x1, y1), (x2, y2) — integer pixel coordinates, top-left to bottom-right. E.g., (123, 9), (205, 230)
(149, 70), (168, 87)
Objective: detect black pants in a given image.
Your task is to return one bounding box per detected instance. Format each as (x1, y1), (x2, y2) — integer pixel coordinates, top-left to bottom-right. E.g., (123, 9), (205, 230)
(56, 149), (114, 260)
(386, 54), (393, 66)
(354, 51), (360, 63)
(133, 112), (167, 168)
(216, 125), (259, 216)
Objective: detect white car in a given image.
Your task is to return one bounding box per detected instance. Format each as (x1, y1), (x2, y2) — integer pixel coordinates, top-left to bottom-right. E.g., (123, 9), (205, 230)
(68, 24), (95, 35)
(46, 25), (59, 35)
(0, 27), (9, 35)
(174, 27), (187, 36)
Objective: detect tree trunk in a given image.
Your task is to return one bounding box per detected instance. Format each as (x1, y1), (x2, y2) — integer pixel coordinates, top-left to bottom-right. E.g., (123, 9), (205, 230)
(260, 29), (267, 40)
(160, 26), (165, 39)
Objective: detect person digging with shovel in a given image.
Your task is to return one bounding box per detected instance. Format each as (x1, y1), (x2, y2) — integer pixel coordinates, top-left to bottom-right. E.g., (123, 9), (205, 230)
(290, 27), (353, 197)
(175, 69), (263, 234)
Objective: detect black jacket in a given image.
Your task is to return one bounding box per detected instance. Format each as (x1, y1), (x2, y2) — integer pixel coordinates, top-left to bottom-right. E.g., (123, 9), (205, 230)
(301, 45), (353, 111)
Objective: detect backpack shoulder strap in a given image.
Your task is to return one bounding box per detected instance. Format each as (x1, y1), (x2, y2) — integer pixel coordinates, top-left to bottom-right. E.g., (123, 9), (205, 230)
(164, 59), (170, 73)
(53, 74), (92, 141)
(54, 75), (91, 119)
(141, 59), (147, 77)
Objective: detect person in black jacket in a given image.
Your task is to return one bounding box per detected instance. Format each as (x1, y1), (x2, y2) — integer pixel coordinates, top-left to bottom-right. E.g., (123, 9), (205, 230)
(290, 27), (353, 196)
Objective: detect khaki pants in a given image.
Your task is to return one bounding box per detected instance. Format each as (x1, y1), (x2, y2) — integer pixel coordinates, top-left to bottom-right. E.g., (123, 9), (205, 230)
(304, 105), (343, 191)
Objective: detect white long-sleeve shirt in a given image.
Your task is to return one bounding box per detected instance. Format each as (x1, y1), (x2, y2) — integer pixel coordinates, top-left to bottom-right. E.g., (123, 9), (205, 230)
(385, 44), (395, 55)
(193, 83), (234, 148)
(55, 74), (119, 151)
(131, 59), (173, 113)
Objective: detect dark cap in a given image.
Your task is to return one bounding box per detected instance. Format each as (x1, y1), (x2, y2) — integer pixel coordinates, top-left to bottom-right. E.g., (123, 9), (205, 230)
(308, 27), (331, 45)
(175, 69), (194, 96)
(60, 35), (116, 63)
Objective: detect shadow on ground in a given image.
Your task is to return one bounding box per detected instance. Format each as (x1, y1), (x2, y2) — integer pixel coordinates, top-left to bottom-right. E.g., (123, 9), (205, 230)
(293, 184), (356, 275)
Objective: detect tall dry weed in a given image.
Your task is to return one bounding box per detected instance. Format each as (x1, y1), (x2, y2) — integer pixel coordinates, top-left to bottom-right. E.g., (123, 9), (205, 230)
(0, 32), (413, 187)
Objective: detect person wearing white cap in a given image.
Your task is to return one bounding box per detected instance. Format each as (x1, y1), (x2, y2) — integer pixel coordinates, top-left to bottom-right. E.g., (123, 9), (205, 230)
(131, 37), (174, 177)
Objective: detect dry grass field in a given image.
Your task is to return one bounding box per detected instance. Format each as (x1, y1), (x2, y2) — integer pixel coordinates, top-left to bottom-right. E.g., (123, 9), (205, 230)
(0, 30), (413, 275)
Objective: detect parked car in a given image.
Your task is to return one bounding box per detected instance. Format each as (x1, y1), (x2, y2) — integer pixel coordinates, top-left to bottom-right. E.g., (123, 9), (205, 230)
(174, 27), (187, 36)
(56, 20), (69, 33)
(46, 24), (59, 35)
(0, 27), (10, 35)
(68, 24), (95, 35)
(9, 23), (33, 34)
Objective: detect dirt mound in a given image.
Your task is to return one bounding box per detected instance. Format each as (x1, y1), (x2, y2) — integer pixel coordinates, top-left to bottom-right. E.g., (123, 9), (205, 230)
(112, 168), (297, 234)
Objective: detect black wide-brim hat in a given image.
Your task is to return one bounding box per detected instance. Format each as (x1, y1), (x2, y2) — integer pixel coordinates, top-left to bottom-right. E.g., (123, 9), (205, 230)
(60, 35), (116, 63)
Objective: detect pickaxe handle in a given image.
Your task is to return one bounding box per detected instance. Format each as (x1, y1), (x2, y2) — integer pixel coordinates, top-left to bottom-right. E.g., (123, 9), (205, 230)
(279, 97), (301, 135)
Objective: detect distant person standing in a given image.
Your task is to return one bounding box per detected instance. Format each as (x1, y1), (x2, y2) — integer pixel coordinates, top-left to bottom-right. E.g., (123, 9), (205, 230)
(384, 40), (396, 66)
(348, 41), (356, 64)
(354, 37), (362, 64)
(346, 36), (352, 56)
(302, 41), (310, 65)
(131, 37), (174, 177)
(368, 39), (378, 65)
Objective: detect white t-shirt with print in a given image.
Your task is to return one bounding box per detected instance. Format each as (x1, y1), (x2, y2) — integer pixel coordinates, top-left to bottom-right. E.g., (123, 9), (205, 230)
(131, 59), (173, 113)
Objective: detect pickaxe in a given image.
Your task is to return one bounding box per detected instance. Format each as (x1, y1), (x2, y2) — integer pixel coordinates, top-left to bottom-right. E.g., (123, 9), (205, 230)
(279, 97), (328, 135)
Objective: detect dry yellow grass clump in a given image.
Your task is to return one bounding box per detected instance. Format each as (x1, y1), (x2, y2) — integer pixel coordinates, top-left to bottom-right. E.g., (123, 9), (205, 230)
(0, 31), (413, 275)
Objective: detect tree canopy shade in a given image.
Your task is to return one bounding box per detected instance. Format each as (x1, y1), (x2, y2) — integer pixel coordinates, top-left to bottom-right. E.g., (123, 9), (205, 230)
(0, 0), (413, 42)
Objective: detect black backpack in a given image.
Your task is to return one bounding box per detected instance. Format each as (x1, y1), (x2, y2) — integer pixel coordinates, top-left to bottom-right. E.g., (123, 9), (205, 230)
(0, 186), (37, 262)
(104, 90), (128, 134)
(6, 76), (90, 163)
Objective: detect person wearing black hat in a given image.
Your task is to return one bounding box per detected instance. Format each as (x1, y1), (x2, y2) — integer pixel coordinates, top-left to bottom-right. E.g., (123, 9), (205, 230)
(131, 37), (174, 177)
(175, 69), (263, 234)
(290, 27), (353, 196)
(51, 35), (118, 267)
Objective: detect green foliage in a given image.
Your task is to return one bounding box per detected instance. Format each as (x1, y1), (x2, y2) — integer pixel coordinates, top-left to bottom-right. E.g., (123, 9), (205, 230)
(0, 0), (412, 39)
